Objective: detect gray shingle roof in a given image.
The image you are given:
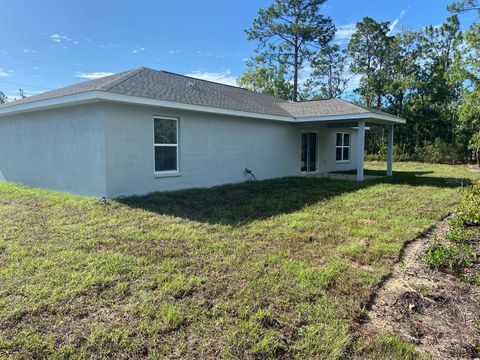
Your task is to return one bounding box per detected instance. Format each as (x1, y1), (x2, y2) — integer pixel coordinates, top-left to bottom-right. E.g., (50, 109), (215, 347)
(0, 67), (402, 121)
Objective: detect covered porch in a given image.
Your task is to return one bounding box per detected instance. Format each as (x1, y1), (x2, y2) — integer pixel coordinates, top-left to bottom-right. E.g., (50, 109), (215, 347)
(295, 113), (406, 181)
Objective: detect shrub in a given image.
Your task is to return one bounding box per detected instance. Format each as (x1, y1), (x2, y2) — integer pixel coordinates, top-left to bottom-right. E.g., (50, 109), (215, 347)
(458, 182), (480, 225)
(414, 138), (459, 164)
(365, 144), (413, 162)
(424, 243), (477, 275)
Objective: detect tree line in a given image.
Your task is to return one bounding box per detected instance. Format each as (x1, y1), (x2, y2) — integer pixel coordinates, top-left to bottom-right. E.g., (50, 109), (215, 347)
(0, 89), (26, 104)
(239, 0), (480, 166)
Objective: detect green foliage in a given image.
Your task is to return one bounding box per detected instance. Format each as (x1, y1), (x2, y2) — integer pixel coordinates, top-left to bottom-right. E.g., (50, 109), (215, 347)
(242, 0), (335, 101)
(305, 44), (348, 99)
(414, 138), (460, 164)
(347, 17), (393, 108)
(237, 59), (293, 100)
(424, 242), (476, 274)
(0, 91), (7, 104)
(446, 226), (477, 242)
(458, 181), (480, 224)
(425, 180), (480, 283)
(448, 0), (480, 14)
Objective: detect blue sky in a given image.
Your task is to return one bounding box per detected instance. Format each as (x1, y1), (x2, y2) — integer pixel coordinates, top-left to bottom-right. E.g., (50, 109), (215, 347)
(0, 0), (476, 100)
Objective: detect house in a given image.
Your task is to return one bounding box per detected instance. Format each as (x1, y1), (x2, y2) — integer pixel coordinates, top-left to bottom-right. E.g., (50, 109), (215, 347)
(0, 67), (405, 198)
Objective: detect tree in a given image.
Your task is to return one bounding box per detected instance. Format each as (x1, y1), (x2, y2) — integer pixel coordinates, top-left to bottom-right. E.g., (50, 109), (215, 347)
(448, 0), (480, 14)
(244, 0), (335, 101)
(347, 17), (394, 108)
(458, 23), (480, 165)
(0, 91), (7, 104)
(384, 31), (421, 117)
(18, 89), (26, 99)
(304, 44), (348, 99)
(237, 54), (293, 100)
(469, 131), (480, 167)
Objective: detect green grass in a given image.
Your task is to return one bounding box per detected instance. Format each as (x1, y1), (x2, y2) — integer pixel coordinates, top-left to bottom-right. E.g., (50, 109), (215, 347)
(0, 162), (478, 359)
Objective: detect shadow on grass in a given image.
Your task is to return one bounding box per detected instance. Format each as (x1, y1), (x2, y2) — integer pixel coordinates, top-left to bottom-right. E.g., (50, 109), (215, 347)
(118, 172), (471, 227)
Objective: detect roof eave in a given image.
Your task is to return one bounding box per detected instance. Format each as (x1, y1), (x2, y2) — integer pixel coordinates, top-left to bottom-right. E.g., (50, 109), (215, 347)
(0, 91), (405, 125)
(0, 90), (294, 122)
(294, 112), (406, 125)
(0, 92), (101, 117)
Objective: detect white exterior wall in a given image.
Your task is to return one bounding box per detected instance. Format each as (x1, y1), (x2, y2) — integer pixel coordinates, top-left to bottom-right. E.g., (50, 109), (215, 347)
(0, 101), (357, 198)
(0, 104), (107, 197)
(102, 103), (357, 197)
(102, 103), (300, 197)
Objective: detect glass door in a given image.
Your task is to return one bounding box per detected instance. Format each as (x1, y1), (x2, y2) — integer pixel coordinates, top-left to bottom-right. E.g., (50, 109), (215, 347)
(301, 131), (318, 173)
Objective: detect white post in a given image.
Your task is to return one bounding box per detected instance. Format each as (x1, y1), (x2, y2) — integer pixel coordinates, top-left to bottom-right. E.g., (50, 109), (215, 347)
(357, 120), (365, 181)
(387, 125), (394, 177)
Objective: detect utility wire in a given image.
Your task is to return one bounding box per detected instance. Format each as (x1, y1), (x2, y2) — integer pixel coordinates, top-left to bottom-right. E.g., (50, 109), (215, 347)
(0, 51), (82, 91)
(0, 79), (51, 90)
(0, 52), (81, 71)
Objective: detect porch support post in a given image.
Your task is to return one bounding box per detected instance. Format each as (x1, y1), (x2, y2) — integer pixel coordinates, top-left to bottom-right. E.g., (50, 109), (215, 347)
(356, 120), (365, 181)
(387, 125), (394, 177)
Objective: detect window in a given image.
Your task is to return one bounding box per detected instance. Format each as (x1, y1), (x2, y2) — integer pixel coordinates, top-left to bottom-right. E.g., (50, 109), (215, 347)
(154, 117), (178, 172)
(336, 132), (350, 162)
(301, 131), (318, 172)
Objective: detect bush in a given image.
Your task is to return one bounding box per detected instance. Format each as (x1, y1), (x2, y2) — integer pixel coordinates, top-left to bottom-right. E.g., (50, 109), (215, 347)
(365, 144), (412, 162)
(458, 182), (480, 225)
(414, 138), (459, 164)
(424, 242), (476, 275)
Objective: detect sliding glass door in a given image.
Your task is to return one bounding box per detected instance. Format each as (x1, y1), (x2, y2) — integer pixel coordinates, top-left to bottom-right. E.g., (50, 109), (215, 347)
(301, 131), (318, 173)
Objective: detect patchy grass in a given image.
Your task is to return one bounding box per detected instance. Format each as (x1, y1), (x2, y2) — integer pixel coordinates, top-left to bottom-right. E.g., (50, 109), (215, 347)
(0, 162), (478, 358)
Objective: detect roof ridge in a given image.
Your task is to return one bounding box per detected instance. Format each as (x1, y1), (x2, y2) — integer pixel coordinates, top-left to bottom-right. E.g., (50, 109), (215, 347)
(99, 67), (147, 92)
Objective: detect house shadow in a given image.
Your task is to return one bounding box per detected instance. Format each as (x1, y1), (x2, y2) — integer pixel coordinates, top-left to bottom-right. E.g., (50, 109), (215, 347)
(117, 171), (472, 227)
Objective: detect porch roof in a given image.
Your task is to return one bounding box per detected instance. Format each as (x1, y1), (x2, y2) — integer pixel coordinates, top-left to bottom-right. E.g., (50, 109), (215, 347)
(290, 99), (405, 126)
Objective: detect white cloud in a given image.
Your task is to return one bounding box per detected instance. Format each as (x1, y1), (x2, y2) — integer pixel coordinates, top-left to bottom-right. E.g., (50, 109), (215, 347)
(50, 33), (73, 43)
(168, 49), (182, 54)
(0, 68), (10, 77)
(132, 47), (145, 54)
(335, 23), (356, 41)
(75, 72), (114, 79)
(184, 70), (237, 86)
(388, 9), (407, 35)
(23, 48), (37, 54)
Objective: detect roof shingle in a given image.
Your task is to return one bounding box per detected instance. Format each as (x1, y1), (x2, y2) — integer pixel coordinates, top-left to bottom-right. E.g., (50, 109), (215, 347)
(0, 67), (402, 121)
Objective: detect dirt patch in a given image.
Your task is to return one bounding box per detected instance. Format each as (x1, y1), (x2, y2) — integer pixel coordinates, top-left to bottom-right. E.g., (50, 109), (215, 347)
(361, 216), (480, 359)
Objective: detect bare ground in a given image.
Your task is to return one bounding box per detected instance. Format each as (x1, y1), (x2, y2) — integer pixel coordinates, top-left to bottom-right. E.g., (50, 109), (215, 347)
(360, 216), (480, 360)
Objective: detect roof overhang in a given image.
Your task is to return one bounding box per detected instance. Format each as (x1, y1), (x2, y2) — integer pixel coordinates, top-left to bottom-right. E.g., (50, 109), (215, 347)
(0, 91), (406, 125)
(0, 90), (294, 122)
(294, 112), (406, 125)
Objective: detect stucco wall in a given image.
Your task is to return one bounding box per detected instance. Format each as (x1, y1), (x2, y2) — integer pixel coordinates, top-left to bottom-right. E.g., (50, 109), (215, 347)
(102, 103), (357, 197)
(0, 104), (107, 197)
(0, 101), (358, 198)
(102, 103), (300, 197)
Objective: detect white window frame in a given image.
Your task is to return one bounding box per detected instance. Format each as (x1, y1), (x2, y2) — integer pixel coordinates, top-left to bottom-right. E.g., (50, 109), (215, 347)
(301, 130), (319, 173)
(336, 132), (350, 163)
(153, 116), (180, 176)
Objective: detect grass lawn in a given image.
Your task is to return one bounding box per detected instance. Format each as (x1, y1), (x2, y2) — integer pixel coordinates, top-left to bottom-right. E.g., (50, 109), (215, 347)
(0, 162), (478, 359)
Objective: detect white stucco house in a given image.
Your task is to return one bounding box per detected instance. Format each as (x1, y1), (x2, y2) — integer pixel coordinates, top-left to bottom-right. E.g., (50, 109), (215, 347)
(0, 67), (405, 198)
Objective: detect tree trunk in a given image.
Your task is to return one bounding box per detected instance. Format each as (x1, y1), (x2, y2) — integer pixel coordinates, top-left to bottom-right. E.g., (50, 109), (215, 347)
(293, 42), (299, 102)
(477, 148), (480, 169)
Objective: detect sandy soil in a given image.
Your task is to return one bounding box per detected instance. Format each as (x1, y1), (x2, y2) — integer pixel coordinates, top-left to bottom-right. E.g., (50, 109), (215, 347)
(361, 216), (480, 359)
